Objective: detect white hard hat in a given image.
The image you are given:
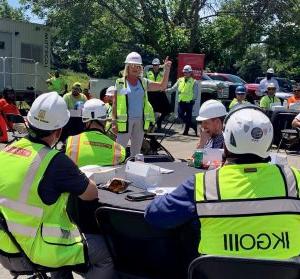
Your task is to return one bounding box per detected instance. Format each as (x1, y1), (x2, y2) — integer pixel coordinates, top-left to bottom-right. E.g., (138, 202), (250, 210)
(27, 92), (70, 130)
(196, 100), (227, 121)
(152, 58), (160, 65)
(124, 52), (142, 65)
(82, 99), (108, 122)
(106, 86), (116, 96)
(267, 82), (276, 89)
(267, 68), (275, 74)
(183, 65), (193, 73)
(224, 106), (273, 158)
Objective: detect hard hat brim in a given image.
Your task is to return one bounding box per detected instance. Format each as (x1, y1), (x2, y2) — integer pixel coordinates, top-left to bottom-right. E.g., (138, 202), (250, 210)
(196, 113), (226, 121)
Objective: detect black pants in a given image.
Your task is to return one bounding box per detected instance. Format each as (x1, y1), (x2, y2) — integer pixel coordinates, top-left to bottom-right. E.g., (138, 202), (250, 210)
(148, 91), (171, 130)
(178, 101), (196, 133)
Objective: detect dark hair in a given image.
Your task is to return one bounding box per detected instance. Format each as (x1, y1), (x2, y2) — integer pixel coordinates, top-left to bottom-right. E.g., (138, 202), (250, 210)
(3, 87), (15, 99)
(223, 147), (271, 163)
(28, 124), (56, 139)
(100, 87), (108, 101)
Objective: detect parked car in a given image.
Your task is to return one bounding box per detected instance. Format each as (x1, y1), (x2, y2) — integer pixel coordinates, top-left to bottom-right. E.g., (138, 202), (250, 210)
(205, 72), (257, 105)
(200, 73), (229, 103)
(206, 73), (246, 84)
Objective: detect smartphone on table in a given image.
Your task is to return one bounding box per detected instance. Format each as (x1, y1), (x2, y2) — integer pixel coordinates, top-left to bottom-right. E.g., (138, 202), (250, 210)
(126, 191), (156, 201)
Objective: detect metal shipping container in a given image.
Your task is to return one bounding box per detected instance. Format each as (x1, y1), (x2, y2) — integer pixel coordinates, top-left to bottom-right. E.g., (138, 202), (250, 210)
(0, 18), (50, 99)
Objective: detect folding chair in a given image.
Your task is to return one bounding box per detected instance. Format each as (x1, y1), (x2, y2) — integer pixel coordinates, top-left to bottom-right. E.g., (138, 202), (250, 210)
(96, 206), (188, 279)
(188, 255), (300, 279)
(277, 128), (300, 153)
(270, 111), (298, 148)
(5, 113), (28, 145)
(143, 113), (177, 160)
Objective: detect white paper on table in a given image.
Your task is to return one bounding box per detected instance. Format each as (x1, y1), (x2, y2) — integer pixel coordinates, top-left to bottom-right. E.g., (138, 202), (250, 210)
(202, 148), (224, 165)
(147, 187), (177, 195)
(125, 161), (162, 189)
(159, 167), (174, 174)
(80, 165), (121, 184)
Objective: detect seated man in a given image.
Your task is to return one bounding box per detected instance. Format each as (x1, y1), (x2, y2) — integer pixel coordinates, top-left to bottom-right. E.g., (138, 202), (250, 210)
(229, 86), (250, 110)
(145, 105), (300, 260)
(0, 93), (115, 279)
(259, 83), (281, 110)
(0, 87), (25, 131)
(288, 86), (300, 108)
(196, 100), (227, 149)
(66, 99), (125, 167)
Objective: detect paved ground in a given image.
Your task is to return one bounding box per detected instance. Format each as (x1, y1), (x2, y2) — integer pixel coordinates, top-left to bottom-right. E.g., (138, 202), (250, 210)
(0, 124), (300, 277)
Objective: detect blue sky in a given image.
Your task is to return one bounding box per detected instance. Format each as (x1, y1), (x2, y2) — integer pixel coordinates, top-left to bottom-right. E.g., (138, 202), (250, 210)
(8, 0), (45, 23)
(8, 0), (21, 8)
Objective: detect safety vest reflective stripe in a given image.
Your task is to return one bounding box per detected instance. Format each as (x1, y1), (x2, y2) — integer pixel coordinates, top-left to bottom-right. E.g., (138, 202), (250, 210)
(7, 221), (37, 237)
(277, 165), (298, 198)
(42, 226), (81, 239)
(19, 147), (50, 202)
(204, 169), (219, 200)
(69, 135), (80, 163)
(113, 143), (122, 166)
(0, 197), (43, 217)
(196, 198), (300, 217)
(203, 165), (298, 202)
(6, 221), (81, 239)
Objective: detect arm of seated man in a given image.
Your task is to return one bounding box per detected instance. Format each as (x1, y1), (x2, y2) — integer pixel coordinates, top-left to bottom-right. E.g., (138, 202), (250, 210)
(144, 176), (198, 229)
(79, 180), (98, 201)
(38, 152), (98, 205)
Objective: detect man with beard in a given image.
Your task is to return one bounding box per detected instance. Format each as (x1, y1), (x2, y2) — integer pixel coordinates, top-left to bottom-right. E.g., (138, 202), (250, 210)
(196, 100), (227, 149)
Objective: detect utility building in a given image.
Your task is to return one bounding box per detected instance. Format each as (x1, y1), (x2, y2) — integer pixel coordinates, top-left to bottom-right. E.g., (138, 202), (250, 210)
(0, 18), (50, 101)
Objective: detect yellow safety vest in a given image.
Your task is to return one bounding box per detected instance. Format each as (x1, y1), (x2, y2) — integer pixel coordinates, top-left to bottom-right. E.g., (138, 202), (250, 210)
(66, 130), (126, 167)
(0, 138), (86, 268)
(115, 77), (155, 133)
(178, 77), (195, 102)
(195, 163), (300, 259)
(146, 69), (163, 83)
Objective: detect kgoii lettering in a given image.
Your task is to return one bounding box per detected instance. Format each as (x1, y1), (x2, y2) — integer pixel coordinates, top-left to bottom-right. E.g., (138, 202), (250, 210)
(224, 232), (289, 251)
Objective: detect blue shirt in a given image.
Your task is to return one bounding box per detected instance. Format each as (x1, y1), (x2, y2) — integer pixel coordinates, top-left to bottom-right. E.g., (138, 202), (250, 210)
(144, 176), (199, 229)
(127, 80), (145, 118)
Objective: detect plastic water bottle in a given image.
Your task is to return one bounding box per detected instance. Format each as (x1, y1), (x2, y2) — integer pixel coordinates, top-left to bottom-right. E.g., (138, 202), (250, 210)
(135, 153), (144, 162)
(283, 100), (288, 109)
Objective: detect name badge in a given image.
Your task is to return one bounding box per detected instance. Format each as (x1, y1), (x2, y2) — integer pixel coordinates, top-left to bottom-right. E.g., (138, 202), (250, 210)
(244, 168), (257, 173)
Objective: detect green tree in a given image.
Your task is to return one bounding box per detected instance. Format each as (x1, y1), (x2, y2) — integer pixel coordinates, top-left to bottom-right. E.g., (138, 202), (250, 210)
(19, 0), (300, 81)
(0, 0), (26, 20)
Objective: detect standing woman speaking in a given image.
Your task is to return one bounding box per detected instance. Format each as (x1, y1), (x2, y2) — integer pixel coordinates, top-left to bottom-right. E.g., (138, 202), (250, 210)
(112, 52), (171, 156)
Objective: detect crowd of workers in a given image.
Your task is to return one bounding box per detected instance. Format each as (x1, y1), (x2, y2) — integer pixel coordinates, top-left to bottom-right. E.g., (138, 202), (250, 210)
(1, 51), (300, 278)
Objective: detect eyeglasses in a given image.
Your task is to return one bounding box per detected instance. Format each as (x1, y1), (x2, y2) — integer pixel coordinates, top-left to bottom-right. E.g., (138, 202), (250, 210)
(128, 64), (143, 69)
